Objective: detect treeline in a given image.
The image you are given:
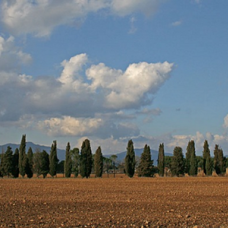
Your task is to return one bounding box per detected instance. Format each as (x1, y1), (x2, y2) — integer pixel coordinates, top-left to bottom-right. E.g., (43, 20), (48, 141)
(0, 135), (227, 178)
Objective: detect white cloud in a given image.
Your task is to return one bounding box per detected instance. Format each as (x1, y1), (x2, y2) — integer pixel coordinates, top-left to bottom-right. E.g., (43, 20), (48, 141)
(223, 114), (228, 128)
(0, 48), (172, 138)
(0, 36), (32, 72)
(1, 0), (166, 37)
(37, 116), (104, 137)
(111, 0), (164, 17)
(105, 61), (173, 109)
(171, 20), (182, 27)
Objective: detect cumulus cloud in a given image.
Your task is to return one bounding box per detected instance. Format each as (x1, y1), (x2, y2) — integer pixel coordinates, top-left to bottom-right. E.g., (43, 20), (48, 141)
(0, 42), (173, 138)
(1, 0), (166, 37)
(37, 116), (104, 137)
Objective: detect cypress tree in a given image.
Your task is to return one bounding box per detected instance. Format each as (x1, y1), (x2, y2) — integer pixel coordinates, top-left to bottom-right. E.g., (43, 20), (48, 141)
(203, 140), (210, 174)
(158, 143), (165, 176)
(64, 142), (72, 178)
(4, 146), (13, 177)
(94, 146), (103, 177)
(71, 148), (80, 177)
(171, 147), (184, 177)
(185, 141), (192, 174)
(26, 147), (33, 178)
(218, 147), (224, 175)
(12, 148), (19, 178)
(19, 134), (27, 178)
(125, 140), (136, 178)
(80, 139), (92, 178)
(49, 140), (58, 177)
(188, 140), (197, 176)
(138, 144), (153, 177)
(189, 150), (197, 176)
(205, 156), (212, 176)
(40, 150), (49, 178)
(214, 144), (219, 174)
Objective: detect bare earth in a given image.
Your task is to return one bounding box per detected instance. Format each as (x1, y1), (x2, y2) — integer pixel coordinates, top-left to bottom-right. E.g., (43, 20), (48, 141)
(0, 176), (228, 227)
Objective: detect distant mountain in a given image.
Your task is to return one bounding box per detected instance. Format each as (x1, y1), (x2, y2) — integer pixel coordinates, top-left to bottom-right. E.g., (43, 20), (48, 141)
(0, 142), (65, 161)
(107, 148), (172, 166)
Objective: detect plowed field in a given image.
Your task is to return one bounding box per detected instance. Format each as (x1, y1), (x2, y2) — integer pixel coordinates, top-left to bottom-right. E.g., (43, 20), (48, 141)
(0, 176), (228, 227)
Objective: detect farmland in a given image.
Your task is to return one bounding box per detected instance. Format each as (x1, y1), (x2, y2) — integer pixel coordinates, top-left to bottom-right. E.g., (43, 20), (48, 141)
(0, 176), (228, 227)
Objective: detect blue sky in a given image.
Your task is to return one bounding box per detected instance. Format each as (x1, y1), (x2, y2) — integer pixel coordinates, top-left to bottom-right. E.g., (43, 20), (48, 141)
(0, 0), (228, 155)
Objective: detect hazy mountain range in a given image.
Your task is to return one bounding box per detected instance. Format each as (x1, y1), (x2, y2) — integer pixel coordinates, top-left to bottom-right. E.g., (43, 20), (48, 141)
(0, 142), (172, 165)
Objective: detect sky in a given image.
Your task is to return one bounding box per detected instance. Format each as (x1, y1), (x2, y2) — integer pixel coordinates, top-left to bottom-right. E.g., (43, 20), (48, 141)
(0, 0), (228, 155)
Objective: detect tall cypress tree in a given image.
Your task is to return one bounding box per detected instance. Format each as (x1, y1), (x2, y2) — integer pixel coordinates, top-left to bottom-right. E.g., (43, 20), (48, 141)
(125, 140), (135, 178)
(71, 148), (80, 177)
(218, 147), (224, 175)
(188, 140), (197, 176)
(189, 150), (197, 176)
(26, 147), (33, 178)
(40, 150), (49, 178)
(4, 146), (13, 177)
(202, 140), (210, 174)
(49, 140), (59, 177)
(158, 143), (165, 176)
(80, 139), (92, 178)
(203, 140), (212, 175)
(19, 134), (27, 178)
(138, 144), (153, 177)
(171, 147), (184, 177)
(12, 148), (19, 178)
(185, 141), (192, 174)
(64, 142), (72, 178)
(94, 146), (103, 178)
(214, 144), (219, 174)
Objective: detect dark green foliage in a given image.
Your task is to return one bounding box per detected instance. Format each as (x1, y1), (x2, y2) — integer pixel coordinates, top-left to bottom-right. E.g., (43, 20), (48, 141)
(214, 144), (219, 174)
(125, 140), (136, 178)
(196, 156), (203, 169)
(171, 147), (184, 177)
(3, 146), (13, 177)
(138, 144), (154, 177)
(218, 147), (224, 174)
(57, 161), (64, 173)
(80, 139), (92, 178)
(158, 143), (165, 176)
(164, 156), (172, 169)
(188, 141), (197, 176)
(12, 148), (19, 178)
(185, 140), (195, 174)
(94, 146), (103, 177)
(19, 134), (27, 177)
(26, 147), (33, 178)
(189, 150), (197, 176)
(64, 142), (72, 178)
(33, 150), (42, 177)
(40, 150), (49, 178)
(71, 148), (80, 177)
(203, 140), (211, 174)
(205, 156), (212, 176)
(49, 140), (59, 177)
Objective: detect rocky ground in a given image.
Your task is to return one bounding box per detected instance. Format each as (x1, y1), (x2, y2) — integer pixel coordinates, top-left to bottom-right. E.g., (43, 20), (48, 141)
(0, 176), (228, 227)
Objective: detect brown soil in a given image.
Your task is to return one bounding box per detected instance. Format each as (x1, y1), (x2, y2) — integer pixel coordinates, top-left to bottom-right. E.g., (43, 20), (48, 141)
(0, 176), (228, 227)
